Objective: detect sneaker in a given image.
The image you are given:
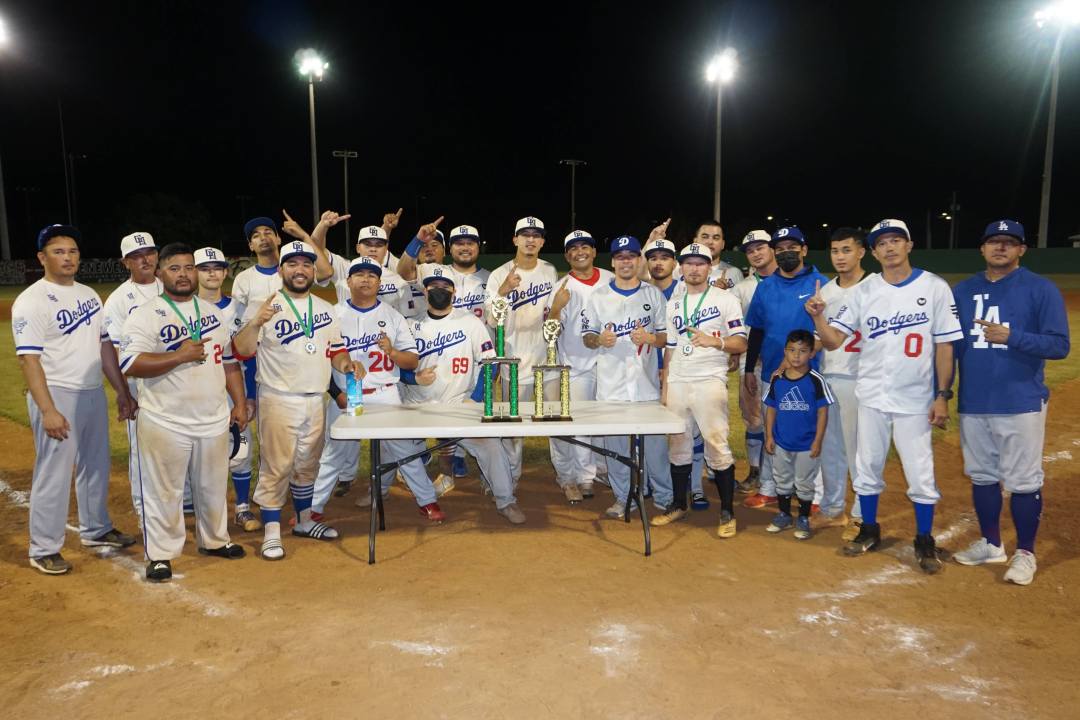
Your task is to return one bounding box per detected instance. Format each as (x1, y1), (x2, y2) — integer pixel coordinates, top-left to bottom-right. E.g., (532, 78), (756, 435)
(418, 502), (446, 523)
(452, 455), (469, 478)
(817, 512), (848, 530)
(579, 483), (595, 499)
(333, 480), (353, 498)
(355, 491), (390, 508)
(743, 493), (777, 509)
(953, 538), (1008, 566)
(235, 509), (262, 532)
(146, 560), (172, 582)
(767, 512), (794, 533)
(651, 506), (687, 526)
(914, 533), (943, 575)
(690, 492), (710, 510)
(198, 542), (245, 559)
(794, 516), (812, 540)
(843, 522), (881, 556)
(563, 484), (584, 504)
(841, 519), (863, 543)
(81, 528), (137, 548)
(1003, 550), (1037, 586)
(717, 510), (737, 539)
(433, 474), (455, 497)
(29, 553), (72, 575)
(498, 503), (526, 525)
(604, 501), (637, 520)
(736, 467), (761, 494)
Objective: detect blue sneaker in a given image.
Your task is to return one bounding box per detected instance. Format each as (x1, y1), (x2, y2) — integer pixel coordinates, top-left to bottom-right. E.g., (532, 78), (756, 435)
(766, 512), (793, 533)
(794, 515), (812, 540)
(691, 492), (710, 511)
(452, 455), (468, 478)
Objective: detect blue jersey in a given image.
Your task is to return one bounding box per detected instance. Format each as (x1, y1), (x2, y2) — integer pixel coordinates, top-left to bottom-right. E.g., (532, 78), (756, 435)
(764, 369), (833, 452)
(745, 265), (829, 379)
(953, 267), (1070, 414)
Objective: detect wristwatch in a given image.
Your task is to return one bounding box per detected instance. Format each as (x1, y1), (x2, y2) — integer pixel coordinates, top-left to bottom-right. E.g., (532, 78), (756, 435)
(935, 389), (954, 400)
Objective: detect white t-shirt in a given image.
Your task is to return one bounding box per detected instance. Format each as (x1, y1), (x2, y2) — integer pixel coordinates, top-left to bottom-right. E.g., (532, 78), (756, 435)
(818, 273), (875, 378)
(103, 277), (164, 346)
(244, 292), (346, 395)
(118, 296), (237, 437)
(829, 269), (962, 414)
(327, 251), (411, 314)
(403, 309), (495, 405)
(665, 286), (746, 382)
(731, 272), (766, 317)
(231, 263), (282, 323)
(12, 279), (109, 391)
(552, 267), (615, 377)
(332, 299), (417, 391)
(581, 281), (667, 401)
(485, 259), (558, 384)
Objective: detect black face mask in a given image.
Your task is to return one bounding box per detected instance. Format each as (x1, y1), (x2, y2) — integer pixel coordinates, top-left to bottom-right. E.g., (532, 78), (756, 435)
(775, 250), (802, 273)
(427, 287), (453, 310)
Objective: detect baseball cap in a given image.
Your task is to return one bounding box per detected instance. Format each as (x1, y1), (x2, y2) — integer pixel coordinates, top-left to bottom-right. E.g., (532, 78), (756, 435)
(981, 219), (1026, 245)
(347, 256), (383, 277)
(643, 238), (676, 258)
(357, 225), (388, 244)
(866, 219), (910, 248)
(193, 247), (229, 267)
(229, 423), (249, 462)
(422, 265), (456, 287)
(738, 230), (771, 251)
(243, 216), (277, 239)
(449, 224), (480, 243)
(610, 235), (642, 255)
(37, 224), (82, 249)
(514, 216), (546, 236)
(564, 230), (595, 248)
(279, 240), (318, 264)
(678, 243), (712, 263)
(120, 232), (156, 258)
(770, 226), (806, 247)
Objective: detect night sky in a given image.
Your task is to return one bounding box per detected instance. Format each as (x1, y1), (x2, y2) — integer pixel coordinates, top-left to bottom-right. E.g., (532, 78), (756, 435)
(1, 0), (1077, 258)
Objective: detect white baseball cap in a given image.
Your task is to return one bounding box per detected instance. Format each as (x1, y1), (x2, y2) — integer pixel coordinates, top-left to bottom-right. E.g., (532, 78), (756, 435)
(357, 225), (388, 244)
(120, 232), (156, 258)
(643, 239), (676, 257)
(563, 230), (594, 247)
(678, 243), (712, 262)
(449, 224), (480, 242)
(738, 230), (771, 251)
(194, 247), (229, 267)
(422, 265), (455, 287)
(514, 216), (545, 236)
(279, 240), (318, 264)
(866, 219), (910, 248)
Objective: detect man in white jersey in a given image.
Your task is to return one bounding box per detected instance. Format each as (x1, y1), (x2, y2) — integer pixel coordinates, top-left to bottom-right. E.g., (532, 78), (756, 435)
(119, 244), (248, 581)
(402, 266), (527, 524)
(233, 241), (362, 560)
(15, 224), (137, 575)
(654, 243), (748, 535)
(401, 227), (447, 318)
(807, 219), (962, 574)
(308, 216), (412, 313)
(690, 220), (744, 289)
(484, 216), (559, 483)
(816, 228), (872, 539)
(103, 231), (161, 524)
(582, 235), (673, 519)
(310, 256), (444, 522)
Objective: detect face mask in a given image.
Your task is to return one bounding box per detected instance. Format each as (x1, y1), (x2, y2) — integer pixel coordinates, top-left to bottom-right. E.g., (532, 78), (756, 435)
(427, 287), (453, 310)
(775, 250), (802, 273)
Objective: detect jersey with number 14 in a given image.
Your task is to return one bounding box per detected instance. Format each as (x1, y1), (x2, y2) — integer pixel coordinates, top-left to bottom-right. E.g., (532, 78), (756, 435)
(404, 309), (494, 405)
(830, 269), (961, 414)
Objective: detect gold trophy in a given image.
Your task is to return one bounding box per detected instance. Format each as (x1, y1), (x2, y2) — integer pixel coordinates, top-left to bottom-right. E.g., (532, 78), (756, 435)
(532, 318), (572, 421)
(480, 296), (522, 422)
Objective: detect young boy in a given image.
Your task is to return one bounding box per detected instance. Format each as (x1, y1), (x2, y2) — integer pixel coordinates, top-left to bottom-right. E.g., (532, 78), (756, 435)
(764, 330), (833, 539)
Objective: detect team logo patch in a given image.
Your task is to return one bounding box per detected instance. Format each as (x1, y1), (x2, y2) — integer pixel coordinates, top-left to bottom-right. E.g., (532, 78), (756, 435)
(156, 309), (167, 317)
(13, 318), (27, 335)
(47, 294), (58, 303)
(778, 386), (810, 412)
(481, 340), (493, 352)
(728, 319), (742, 328)
(378, 320), (386, 327)
(917, 297), (927, 306)
(643, 303), (651, 311)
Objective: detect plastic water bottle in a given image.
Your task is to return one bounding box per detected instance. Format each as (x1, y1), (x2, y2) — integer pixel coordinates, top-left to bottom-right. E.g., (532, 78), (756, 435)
(346, 373), (364, 416)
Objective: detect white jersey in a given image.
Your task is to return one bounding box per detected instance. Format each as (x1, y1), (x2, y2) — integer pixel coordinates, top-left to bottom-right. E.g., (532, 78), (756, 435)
(731, 272), (766, 317)
(665, 286), (746, 382)
(12, 279), (109, 391)
(830, 269), (962, 415)
(205, 295), (244, 338)
(231, 263), (282, 323)
(326, 251), (411, 314)
(103, 277), (163, 346)
(417, 263), (491, 320)
(403, 279), (426, 318)
(581, 281), (667, 401)
(818, 274), (875, 378)
(118, 296), (237, 437)
(245, 292), (346, 395)
(553, 267), (614, 377)
(332, 299), (417, 392)
(673, 260), (744, 290)
(404, 309), (495, 405)
(384, 251), (399, 273)
(485, 259), (558, 383)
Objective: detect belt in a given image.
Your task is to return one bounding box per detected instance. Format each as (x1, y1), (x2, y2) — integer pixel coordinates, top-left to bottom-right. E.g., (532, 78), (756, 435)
(362, 383), (393, 395)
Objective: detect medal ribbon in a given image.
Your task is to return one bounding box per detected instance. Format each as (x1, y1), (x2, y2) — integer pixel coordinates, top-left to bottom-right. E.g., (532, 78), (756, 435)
(160, 294), (202, 342)
(281, 291), (314, 338)
(681, 286), (710, 342)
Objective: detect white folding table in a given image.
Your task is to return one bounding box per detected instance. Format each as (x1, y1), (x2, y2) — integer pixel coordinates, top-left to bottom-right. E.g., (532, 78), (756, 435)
(331, 400), (684, 563)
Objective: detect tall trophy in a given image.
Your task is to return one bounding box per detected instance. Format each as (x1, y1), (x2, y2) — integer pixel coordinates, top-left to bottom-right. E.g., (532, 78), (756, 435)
(532, 319), (572, 421)
(480, 297), (522, 422)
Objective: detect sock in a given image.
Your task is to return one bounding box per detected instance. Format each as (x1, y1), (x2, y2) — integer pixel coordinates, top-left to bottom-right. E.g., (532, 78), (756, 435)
(712, 465), (735, 514)
(798, 496), (814, 518)
(263, 520), (281, 542)
(231, 469), (252, 507)
(859, 494), (880, 526)
(777, 494), (792, 515)
(1010, 490), (1042, 553)
(260, 508), (281, 526)
(913, 501), (935, 536)
(291, 482), (314, 525)
(670, 464), (691, 511)
(971, 483), (1003, 546)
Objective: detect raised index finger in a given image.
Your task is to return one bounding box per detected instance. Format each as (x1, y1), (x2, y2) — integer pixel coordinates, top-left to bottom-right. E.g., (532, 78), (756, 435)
(431, 215), (445, 228)
(394, 208), (403, 219)
(814, 279), (821, 295)
(282, 209), (294, 222)
(973, 319), (990, 327)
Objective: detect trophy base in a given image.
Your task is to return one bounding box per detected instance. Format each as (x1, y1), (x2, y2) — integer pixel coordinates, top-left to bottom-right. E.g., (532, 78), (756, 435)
(530, 415), (573, 422)
(481, 415), (523, 423)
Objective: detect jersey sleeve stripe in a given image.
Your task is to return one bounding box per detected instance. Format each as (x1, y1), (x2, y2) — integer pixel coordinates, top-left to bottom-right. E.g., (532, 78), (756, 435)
(119, 355), (135, 371)
(829, 319), (856, 334)
(15, 345), (45, 351)
(809, 370), (835, 403)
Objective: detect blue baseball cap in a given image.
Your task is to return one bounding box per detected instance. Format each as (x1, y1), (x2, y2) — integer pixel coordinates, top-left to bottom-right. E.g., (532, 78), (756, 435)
(981, 219), (1026, 245)
(348, 256), (383, 277)
(244, 216), (278, 239)
(610, 235), (641, 255)
(866, 219), (911, 248)
(37, 224), (82, 249)
(770, 226), (806, 247)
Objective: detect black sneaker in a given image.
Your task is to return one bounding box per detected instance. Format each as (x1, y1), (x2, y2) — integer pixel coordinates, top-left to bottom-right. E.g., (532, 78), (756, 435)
(914, 533), (943, 575)
(736, 467), (761, 494)
(82, 528), (137, 548)
(843, 522), (881, 556)
(146, 560), (172, 582)
(29, 553), (72, 575)
(198, 542), (246, 559)
(333, 480), (353, 498)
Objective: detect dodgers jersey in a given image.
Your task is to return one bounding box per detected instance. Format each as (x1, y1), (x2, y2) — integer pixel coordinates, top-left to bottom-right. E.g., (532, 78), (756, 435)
(485, 259), (558, 383)
(665, 286), (746, 382)
(554, 267), (615, 377)
(417, 263), (491, 320)
(118, 296), (237, 437)
(332, 299), (417, 391)
(327, 251), (411, 314)
(953, 267), (1070, 414)
(404, 309), (495, 405)
(582, 281), (667, 401)
(12, 279), (110, 391)
(242, 292), (346, 394)
(818, 273), (875, 378)
(231, 263), (282, 321)
(745, 265), (829, 378)
(830, 269), (962, 415)
(103, 277), (163, 346)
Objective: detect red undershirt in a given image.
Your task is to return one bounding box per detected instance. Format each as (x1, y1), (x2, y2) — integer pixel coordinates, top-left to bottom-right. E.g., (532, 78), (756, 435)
(570, 268), (602, 286)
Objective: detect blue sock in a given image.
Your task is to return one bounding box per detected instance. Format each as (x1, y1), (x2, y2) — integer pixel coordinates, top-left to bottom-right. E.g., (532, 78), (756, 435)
(232, 470), (252, 506)
(290, 482), (314, 517)
(858, 494), (879, 525)
(971, 483), (1002, 546)
(1011, 490), (1042, 553)
(913, 501), (935, 536)
(261, 508), (281, 525)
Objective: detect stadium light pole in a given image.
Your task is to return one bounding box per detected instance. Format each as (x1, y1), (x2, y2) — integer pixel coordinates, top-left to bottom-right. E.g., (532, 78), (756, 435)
(332, 149), (357, 258)
(559, 159), (586, 230)
(706, 48), (737, 223)
(297, 50), (328, 226)
(0, 15), (11, 260)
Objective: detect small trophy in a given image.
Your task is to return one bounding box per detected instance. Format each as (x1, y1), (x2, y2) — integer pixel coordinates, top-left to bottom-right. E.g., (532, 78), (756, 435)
(532, 319), (572, 421)
(480, 296), (522, 422)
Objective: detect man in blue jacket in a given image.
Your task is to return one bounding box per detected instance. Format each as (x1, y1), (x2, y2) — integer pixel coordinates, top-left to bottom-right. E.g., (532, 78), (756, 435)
(951, 219), (1070, 586)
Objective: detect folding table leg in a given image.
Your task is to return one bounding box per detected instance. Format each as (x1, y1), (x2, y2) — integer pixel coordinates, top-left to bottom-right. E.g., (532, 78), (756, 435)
(368, 440), (381, 564)
(623, 434), (635, 523)
(634, 435), (651, 556)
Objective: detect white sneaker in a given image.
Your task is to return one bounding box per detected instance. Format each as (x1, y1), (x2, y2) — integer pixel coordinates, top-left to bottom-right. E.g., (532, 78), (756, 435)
(1003, 550), (1037, 586)
(953, 538), (1008, 566)
(432, 474), (455, 497)
(604, 501), (637, 519)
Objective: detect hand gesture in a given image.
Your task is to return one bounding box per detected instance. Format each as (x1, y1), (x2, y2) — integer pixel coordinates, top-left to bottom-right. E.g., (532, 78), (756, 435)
(229, 402), (248, 432)
(649, 217), (671, 242)
(549, 277), (571, 318)
(416, 367), (437, 386)
(376, 332), (393, 354)
(630, 320), (650, 347)
(599, 323), (618, 348)
(116, 391), (138, 422)
(177, 337), (210, 364)
(710, 271), (729, 290)
(318, 210), (351, 228)
(804, 279), (826, 317)
(929, 397), (949, 429)
(689, 327), (714, 348)
(417, 215), (444, 243)
(382, 208), (404, 234)
(973, 318), (1010, 345)
(499, 263), (522, 297)
(43, 407), (71, 441)
(764, 436), (775, 455)
(253, 295), (281, 327)
(281, 209), (308, 240)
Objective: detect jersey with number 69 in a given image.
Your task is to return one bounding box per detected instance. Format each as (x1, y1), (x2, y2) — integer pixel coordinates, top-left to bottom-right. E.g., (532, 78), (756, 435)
(581, 281), (667, 401)
(829, 269), (962, 414)
(403, 309), (494, 405)
(332, 300), (416, 391)
(818, 274), (875, 379)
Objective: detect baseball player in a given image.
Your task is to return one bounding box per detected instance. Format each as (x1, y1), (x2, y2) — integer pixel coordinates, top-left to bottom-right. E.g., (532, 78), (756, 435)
(689, 220), (744, 289)
(14, 224), (137, 575)
(581, 235), (673, 519)
(401, 266), (527, 524)
(310, 256), (444, 522)
(654, 243), (747, 536)
(119, 243), (248, 581)
(807, 219), (963, 574)
(484, 216), (559, 484)
(401, 227), (447, 318)
(308, 215), (412, 313)
(102, 231), (162, 524)
(951, 220), (1070, 585)
(232, 240), (362, 560)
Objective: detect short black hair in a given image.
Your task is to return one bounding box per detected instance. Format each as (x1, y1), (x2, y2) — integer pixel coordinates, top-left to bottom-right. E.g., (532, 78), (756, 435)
(696, 219), (723, 232)
(157, 242), (195, 266)
(786, 329), (815, 348)
(830, 227), (866, 246)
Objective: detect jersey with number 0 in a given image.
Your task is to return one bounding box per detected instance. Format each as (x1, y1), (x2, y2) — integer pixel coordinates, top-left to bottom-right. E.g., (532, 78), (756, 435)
(245, 292), (346, 394)
(485, 259), (558, 382)
(118, 296), (237, 437)
(830, 269), (962, 414)
(332, 300), (416, 392)
(818, 274), (875, 378)
(103, 277), (163, 346)
(417, 263), (491, 320)
(326, 251), (411, 314)
(555, 268), (615, 377)
(582, 282), (667, 401)
(12, 279), (109, 390)
(665, 287), (746, 382)
(404, 309), (494, 405)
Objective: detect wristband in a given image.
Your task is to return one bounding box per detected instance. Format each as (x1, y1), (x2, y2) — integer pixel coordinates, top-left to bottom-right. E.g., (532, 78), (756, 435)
(405, 235), (423, 258)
